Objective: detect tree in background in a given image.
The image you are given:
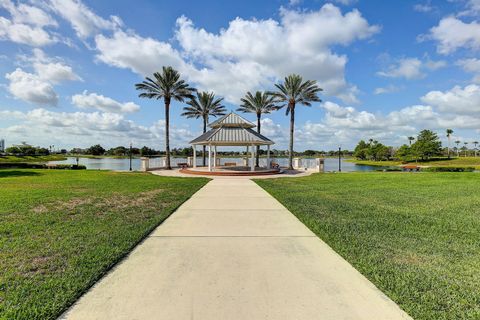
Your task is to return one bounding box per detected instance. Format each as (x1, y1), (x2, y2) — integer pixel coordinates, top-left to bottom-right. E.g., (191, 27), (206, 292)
(237, 91), (277, 166)
(455, 140), (461, 157)
(396, 144), (411, 161)
(353, 140), (390, 161)
(136, 66), (196, 169)
(353, 140), (369, 160)
(182, 91), (226, 166)
(464, 142), (469, 157)
(411, 130), (442, 161)
(86, 144), (105, 156)
(269, 74), (322, 169)
(473, 141), (478, 157)
(446, 129), (453, 158)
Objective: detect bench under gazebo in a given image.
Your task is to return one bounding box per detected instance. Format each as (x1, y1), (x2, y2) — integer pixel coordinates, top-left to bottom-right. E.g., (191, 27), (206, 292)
(183, 112), (279, 175)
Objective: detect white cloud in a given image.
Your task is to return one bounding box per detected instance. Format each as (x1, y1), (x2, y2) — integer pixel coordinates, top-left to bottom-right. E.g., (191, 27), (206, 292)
(0, 0), (57, 27)
(374, 85), (401, 95)
(413, 3), (435, 13)
(4, 49), (81, 105)
(0, 108), (195, 149)
(0, 16), (56, 46)
(47, 0), (122, 38)
(95, 30), (188, 76)
(378, 58), (424, 79)
(456, 58), (480, 82)
(428, 16), (480, 54)
(377, 57), (446, 79)
(421, 84), (480, 114)
(5, 68), (58, 106)
(331, 0), (358, 5)
(95, 4), (379, 104)
(458, 0), (480, 16)
(72, 91), (140, 113)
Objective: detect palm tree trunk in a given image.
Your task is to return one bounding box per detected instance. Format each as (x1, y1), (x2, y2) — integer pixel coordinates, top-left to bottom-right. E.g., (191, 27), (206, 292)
(447, 137), (450, 159)
(202, 116), (207, 166)
(164, 98), (171, 170)
(256, 114), (261, 167)
(288, 104), (295, 170)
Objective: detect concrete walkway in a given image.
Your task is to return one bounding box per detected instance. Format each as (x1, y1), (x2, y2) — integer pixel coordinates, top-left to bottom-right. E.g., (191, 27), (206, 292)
(62, 179), (411, 320)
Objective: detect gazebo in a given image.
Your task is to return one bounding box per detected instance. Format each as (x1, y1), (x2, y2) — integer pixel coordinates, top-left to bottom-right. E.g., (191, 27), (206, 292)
(189, 112), (275, 172)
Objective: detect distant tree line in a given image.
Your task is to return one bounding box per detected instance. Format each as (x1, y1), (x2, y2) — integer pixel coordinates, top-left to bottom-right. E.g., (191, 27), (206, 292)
(354, 129), (444, 162)
(5, 145), (50, 156)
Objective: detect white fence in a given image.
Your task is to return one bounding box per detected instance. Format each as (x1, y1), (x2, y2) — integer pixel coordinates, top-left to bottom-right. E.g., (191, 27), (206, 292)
(141, 156), (325, 172)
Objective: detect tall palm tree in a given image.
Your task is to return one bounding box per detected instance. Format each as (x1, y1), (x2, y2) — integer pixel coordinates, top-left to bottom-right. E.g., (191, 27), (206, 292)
(473, 141), (478, 157)
(446, 129), (453, 158)
(269, 74), (322, 169)
(455, 140), (461, 157)
(135, 66), (195, 169)
(464, 142), (469, 157)
(182, 91), (226, 166)
(408, 136), (415, 146)
(237, 91), (277, 166)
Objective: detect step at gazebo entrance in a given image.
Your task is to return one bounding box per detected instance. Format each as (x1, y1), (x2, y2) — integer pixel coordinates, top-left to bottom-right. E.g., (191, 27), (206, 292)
(188, 112), (276, 174)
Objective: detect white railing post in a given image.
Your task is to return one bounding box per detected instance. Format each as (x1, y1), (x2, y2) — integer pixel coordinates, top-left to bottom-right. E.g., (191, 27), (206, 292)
(293, 157), (302, 169)
(140, 157), (149, 171)
(193, 145), (197, 168)
(316, 158), (325, 172)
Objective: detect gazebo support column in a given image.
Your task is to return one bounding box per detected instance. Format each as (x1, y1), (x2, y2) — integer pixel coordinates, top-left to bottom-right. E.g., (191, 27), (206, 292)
(266, 145), (270, 168)
(250, 144), (255, 172)
(213, 146), (217, 168)
(193, 145), (197, 168)
(208, 144), (212, 172)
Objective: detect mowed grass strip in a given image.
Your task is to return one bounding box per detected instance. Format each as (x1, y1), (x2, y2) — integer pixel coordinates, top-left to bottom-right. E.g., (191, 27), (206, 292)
(0, 169), (209, 320)
(255, 172), (480, 320)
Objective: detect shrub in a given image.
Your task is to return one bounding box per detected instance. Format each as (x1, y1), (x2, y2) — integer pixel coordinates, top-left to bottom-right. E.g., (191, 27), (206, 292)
(422, 167), (475, 172)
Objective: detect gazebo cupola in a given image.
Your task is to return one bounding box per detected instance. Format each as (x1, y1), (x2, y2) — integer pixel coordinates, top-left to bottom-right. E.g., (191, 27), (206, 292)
(189, 112), (275, 171)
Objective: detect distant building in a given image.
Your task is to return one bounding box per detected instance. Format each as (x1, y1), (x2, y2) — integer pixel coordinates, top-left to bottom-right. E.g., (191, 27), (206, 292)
(0, 139), (4, 152)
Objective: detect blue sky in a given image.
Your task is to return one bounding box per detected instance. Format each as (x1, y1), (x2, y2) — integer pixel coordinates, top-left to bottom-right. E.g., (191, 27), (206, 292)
(1, 0), (479, 151)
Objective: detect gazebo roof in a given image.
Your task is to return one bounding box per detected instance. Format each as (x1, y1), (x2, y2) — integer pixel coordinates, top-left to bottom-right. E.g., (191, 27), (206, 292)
(208, 112), (256, 129)
(189, 112), (274, 146)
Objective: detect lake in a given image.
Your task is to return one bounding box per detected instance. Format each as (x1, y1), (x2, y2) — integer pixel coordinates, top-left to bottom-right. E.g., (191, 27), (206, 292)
(49, 157), (389, 172)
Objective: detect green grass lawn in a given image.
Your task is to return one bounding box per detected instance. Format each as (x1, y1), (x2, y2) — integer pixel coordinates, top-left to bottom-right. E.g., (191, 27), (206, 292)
(256, 172), (480, 320)
(350, 156), (480, 169)
(0, 155), (67, 163)
(0, 169), (208, 320)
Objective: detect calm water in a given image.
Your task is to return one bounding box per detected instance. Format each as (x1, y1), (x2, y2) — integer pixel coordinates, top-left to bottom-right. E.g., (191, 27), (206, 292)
(49, 157), (388, 172)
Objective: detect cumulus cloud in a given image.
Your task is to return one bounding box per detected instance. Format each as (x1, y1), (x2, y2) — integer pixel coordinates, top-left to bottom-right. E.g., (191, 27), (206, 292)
(0, 108), (195, 149)
(5, 68), (58, 106)
(72, 91), (140, 113)
(456, 58), (480, 82)
(374, 85), (401, 95)
(377, 57), (446, 79)
(4, 49), (81, 106)
(421, 84), (480, 114)
(47, 0), (122, 38)
(427, 17), (480, 54)
(0, 0), (58, 46)
(95, 4), (379, 104)
(0, 16), (56, 46)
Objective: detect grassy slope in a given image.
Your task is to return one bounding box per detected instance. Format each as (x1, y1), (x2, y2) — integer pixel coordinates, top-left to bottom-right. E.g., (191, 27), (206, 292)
(0, 155), (67, 163)
(256, 173), (480, 320)
(350, 157), (480, 169)
(0, 170), (208, 320)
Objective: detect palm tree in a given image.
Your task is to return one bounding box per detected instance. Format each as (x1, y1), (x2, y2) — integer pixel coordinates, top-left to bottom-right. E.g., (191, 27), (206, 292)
(446, 129), (453, 158)
(455, 140), (461, 157)
(269, 74), (322, 169)
(464, 142), (469, 157)
(135, 66), (195, 169)
(408, 136), (415, 146)
(182, 91), (226, 166)
(237, 91), (277, 166)
(474, 141), (478, 157)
